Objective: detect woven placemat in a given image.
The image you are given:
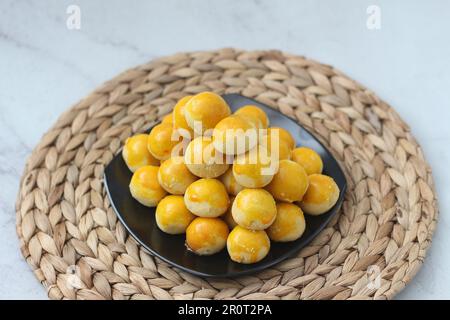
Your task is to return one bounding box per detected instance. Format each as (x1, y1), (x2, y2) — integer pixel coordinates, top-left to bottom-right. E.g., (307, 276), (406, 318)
(16, 48), (438, 300)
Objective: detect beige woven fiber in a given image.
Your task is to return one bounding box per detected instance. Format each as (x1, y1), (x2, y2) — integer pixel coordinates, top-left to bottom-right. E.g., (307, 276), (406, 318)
(15, 48), (438, 300)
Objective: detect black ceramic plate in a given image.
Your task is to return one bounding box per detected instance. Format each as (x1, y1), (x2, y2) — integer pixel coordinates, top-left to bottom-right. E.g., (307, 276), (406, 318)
(104, 94), (347, 278)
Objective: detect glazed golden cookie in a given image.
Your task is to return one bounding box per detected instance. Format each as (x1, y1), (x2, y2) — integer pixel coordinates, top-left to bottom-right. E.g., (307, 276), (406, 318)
(155, 195), (195, 234)
(232, 189), (277, 230)
(184, 92), (231, 134)
(291, 147), (323, 175)
(299, 174), (340, 215)
(157, 156), (198, 194)
(184, 178), (230, 217)
(222, 196), (238, 229)
(184, 136), (229, 178)
(186, 217), (229, 255)
(260, 130), (292, 160)
(265, 160), (309, 202)
(267, 202), (306, 242)
(173, 95), (193, 136)
(227, 226), (270, 264)
(161, 113), (173, 125)
(129, 165), (167, 207)
(212, 114), (257, 155)
(234, 105), (269, 129)
(220, 167), (244, 196)
(232, 146), (275, 188)
(122, 134), (159, 172)
(147, 123), (180, 160)
(270, 127), (295, 150)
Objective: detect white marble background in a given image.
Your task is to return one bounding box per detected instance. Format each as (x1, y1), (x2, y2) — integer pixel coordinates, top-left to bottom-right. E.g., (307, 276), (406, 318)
(0, 0), (449, 299)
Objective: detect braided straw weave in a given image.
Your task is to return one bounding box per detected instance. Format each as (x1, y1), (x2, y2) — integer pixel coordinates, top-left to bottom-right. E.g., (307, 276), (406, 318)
(16, 49), (438, 300)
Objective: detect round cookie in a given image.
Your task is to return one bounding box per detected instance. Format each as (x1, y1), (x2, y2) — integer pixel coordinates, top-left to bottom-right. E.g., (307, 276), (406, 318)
(156, 195), (195, 234)
(184, 92), (231, 134)
(270, 127), (295, 150)
(232, 189), (277, 230)
(299, 174), (340, 215)
(260, 129), (293, 160)
(220, 167), (244, 196)
(173, 95), (194, 137)
(291, 147), (323, 175)
(186, 217), (229, 255)
(212, 114), (257, 155)
(184, 178), (230, 217)
(267, 202), (306, 242)
(184, 136), (230, 178)
(129, 165), (167, 207)
(235, 105), (269, 129)
(232, 146), (275, 188)
(161, 113), (173, 125)
(157, 156), (198, 194)
(227, 226), (270, 264)
(265, 159), (309, 202)
(122, 134), (159, 172)
(147, 123), (180, 161)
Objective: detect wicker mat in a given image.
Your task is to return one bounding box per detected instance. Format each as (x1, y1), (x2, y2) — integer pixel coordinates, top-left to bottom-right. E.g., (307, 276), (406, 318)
(15, 49), (438, 300)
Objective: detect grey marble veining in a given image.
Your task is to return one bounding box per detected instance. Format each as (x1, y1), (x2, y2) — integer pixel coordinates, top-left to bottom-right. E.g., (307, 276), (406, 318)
(0, 0), (449, 299)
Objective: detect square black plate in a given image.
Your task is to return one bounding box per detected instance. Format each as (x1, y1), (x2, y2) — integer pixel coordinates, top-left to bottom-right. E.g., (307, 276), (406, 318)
(104, 94), (347, 278)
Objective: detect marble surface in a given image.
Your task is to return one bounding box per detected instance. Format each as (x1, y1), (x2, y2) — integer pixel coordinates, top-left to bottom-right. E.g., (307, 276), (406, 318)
(1, 0), (449, 299)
